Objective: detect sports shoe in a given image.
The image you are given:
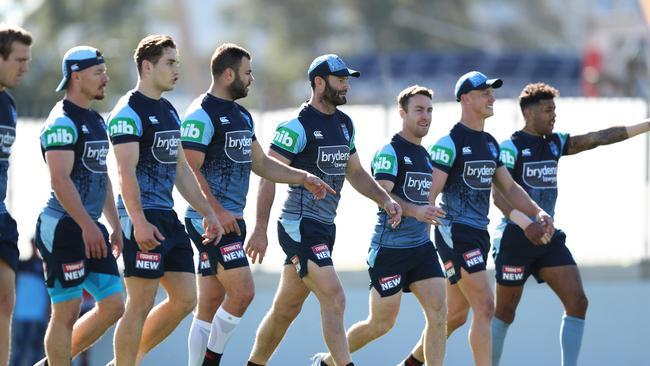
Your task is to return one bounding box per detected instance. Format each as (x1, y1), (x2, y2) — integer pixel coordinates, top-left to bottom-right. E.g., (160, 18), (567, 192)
(309, 352), (329, 366)
(32, 359), (46, 366)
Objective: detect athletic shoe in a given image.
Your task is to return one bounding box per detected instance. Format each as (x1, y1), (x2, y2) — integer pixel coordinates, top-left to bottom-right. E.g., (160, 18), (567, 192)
(32, 359), (46, 366)
(309, 352), (329, 366)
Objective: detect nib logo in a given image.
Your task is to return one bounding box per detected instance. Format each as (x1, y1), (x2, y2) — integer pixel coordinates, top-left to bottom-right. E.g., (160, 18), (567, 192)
(430, 146), (453, 167)
(372, 154), (395, 174)
(273, 127), (298, 152)
(108, 118), (137, 137)
(44, 126), (75, 147)
(180, 120), (205, 143)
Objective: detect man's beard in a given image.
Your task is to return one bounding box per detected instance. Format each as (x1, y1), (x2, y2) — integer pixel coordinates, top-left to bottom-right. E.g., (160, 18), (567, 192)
(229, 74), (249, 100)
(322, 80), (346, 106)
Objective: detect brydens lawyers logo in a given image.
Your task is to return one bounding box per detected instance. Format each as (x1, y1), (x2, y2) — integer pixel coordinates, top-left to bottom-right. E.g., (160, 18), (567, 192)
(199, 252), (211, 270)
(62, 260), (85, 282)
(311, 244), (331, 260)
(502, 265), (524, 281)
(379, 274), (401, 291)
(220, 242), (245, 262)
(463, 249), (484, 267)
(135, 252), (161, 270)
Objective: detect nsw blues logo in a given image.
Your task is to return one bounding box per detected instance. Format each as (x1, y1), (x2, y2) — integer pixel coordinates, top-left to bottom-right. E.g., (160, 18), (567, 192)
(487, 142), (498, 159)
(549, 141), (559, 157)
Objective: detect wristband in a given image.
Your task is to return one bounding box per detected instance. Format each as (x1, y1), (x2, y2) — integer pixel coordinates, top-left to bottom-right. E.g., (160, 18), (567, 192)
(509, 209), (533, 230)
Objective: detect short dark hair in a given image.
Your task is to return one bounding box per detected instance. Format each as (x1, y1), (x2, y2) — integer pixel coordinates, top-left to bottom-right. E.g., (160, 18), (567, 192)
(0, 24), (32, 60)
(519, 83), (559, 111)
(211, 43), (250, 77)
(134, 34), (176, 73)
(397, 85), (433, 110)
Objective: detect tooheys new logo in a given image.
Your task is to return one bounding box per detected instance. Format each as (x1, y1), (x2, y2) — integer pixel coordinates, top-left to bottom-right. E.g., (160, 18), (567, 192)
(273, 126), (298, 152)
(44, 126), (75, 147)
(107, 118), (137, 137)
(522, 160), (558, 188)
(403, 172), (432, 203)
(0, 126), (15, 161)
(180, 120), (205, 143)
(82, 141), (109, 173)
(463, 160), (496, 190)
(152, 130), (180, 164)
(317, 145), (349, 175)
(225, 130), (253, 163)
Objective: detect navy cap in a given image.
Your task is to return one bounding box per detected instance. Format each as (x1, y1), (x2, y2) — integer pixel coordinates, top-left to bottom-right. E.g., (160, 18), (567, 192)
(308, 54), (360, 82)
(454, 71), (502, 101)
(56, 46), (105, 92)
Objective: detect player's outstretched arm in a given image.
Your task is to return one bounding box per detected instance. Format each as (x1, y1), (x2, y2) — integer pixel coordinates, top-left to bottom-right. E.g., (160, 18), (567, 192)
(345, 152), (402, 228)
(566, 118), (650, 155)
(184, 148), (240, 236)
(113, 142), (165, 252)
(377, 180), (445, 226)
(174, 144), (223, 244)
(103, 176), (123, 258)
(47, 150), (107, 259)
(250, 141), (335, 199)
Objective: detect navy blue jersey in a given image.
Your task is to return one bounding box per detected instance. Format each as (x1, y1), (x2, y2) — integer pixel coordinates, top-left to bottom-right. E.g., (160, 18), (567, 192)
(270, 104), (356, 224)
(428, 122), (503, 229)
(181, 93), (256, 218)
(499, 130), (570, 221)
(107, 90), (181, 213)
(40, 100), (109, 220)
(0, 91), (17, 214)
(371, 134), (432, 248)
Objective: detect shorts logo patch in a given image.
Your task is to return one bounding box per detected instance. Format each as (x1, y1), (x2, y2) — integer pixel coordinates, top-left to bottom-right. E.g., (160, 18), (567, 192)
(502, 265), (525, 281)
(444, 260), (456, 278)
(379, 274), (401, 291)
(463, 249), (484, 267)
(62, 260), (85, 282)
(220, 242), (245, 262)
(135, 252), (161, 270)
(199, 252), (211, 270)
(311, 244), (331, 260)
(290, 255), (301, 273)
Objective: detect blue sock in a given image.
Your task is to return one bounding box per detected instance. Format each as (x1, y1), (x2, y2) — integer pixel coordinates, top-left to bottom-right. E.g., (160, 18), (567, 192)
(560, 315), (585, 366)
(492, 317), (510, 366)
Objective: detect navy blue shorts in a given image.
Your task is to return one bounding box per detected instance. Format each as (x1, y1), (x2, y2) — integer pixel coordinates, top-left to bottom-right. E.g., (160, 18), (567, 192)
(35, 213), (122, 304)
(278, 217), (336, 278)
(493, 223), (574, 286)
(435, 223), (490, 284)
(367, 241), (444, 297)
(185, 217), (248, 276)
(0, 213), (19, 272)
(121, 209), (194, 279)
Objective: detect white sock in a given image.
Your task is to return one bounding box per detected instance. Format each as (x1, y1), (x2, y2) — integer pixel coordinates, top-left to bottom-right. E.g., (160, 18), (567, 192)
(207, 306), (241, 354)
(188, 317), (211, 366)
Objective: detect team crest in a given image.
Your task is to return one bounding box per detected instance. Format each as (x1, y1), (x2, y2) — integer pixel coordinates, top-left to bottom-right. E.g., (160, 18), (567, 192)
(549, 141), (559, 157)
(487, 142), (498, 159)
(340, 123), (350, 142)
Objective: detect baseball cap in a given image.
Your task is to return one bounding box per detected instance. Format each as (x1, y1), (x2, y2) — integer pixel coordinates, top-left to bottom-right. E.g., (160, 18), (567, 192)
(56, 46), (105, 92)
(308, 54), (360, 82)
(454, 71), (503, 101)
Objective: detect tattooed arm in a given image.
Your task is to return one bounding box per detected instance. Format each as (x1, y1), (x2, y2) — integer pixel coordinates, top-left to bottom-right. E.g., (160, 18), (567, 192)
(566, 118), (650, 155)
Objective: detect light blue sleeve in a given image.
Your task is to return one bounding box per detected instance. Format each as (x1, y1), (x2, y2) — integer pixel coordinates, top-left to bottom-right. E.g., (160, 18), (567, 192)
(499, 139), (518, 170)
(428, 135), (456, 171)
(40, 116), (78, 149)
(181, 106), (214, 146)
(271, 118), (307, 155)
(106, 97), (143, 139)
(556, 132), (570, 156)
(371, 143), (398, 178)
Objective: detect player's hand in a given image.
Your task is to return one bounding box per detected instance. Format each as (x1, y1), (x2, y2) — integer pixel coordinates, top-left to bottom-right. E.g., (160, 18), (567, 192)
(524, 222), (551, 245)
(413, 205), (446, 225)
(110, 229), (124, 258)
(215, 207), (241, 236)
(383, 199), (402, 229)
(536, 210), (555, 237)
(82, 222), (108, 259)
(202, 213), (224, 245)
(245, 227), (268, 264)
(133, 219), (164, 252)
(303, 173), (336, 200)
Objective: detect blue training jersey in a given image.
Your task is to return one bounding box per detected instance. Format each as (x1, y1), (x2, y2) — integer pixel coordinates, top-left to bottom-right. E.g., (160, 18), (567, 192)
(371, 134), (432, 249)
(0, 91), (17, 214)
(499, 130), (570, 222)
(428, 122), (502, 230)
(270, 103), (356, 224)
(107, 90), (181, 213)
(40, 100), (109, 220)
(181, 93), (256, 219)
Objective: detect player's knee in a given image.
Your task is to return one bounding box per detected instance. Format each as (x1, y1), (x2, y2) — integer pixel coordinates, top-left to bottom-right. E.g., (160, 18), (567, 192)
(320, 289), (346, 315)
(495, 306), (516, 324)
(567, 293), (588, 317)
(272, 300), (303, 323)
(99, 297), (125, 324)
(177, 293), (198, 315)
(369, 316), (396, 338)
(0, 292), (14, 316)
(474, 298), (495, 321)
(447, 307), (469, 329)
(229, 286), (255, 312)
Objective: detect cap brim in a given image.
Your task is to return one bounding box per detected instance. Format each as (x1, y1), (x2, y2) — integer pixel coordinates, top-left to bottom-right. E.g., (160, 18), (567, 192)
(332, 68), (361, 78)
(486, 78), (503, 89)
(55, 77), (69, 92)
